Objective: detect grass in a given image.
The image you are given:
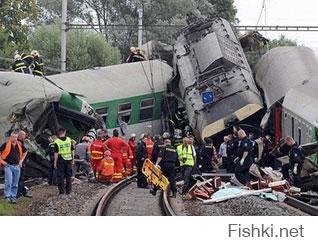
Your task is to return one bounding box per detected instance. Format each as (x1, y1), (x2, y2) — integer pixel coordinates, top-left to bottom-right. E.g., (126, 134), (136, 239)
(0, 199), (16, 216)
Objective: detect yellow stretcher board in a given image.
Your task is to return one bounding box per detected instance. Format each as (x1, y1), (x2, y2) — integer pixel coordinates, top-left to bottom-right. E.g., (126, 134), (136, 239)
(142, 159), (170, 191)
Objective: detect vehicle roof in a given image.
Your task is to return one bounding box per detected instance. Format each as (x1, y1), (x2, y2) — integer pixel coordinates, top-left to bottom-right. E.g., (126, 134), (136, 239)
(283, 78), (318, 127)
(49, 60), (173, 104)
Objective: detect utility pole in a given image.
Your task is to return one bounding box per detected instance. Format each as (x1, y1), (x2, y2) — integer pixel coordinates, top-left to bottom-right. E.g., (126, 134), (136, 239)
(137, 7), (143, 47)
(61, 0), (67, 72)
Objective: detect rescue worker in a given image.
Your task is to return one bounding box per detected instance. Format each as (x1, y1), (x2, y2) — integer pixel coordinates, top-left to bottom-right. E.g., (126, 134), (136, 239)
(89, 130), (106, 175)
(121, 139), (134, 177)
(126, 47), (146, 63)
(227, 134), (239, 173)
(177, 137), (195, 195)
(31, 50), (44, 76)
(218, 136), (230, 170)
(201, 137), (218, 172)
(0, 131), (27, 203)
(128, 133), (137, 174)
(144, 133), (154, 160)
(151, 135), (164, 164)
(282, 136), (305, 187)
(151, 139), (178, 197)
(11, 54), (28, 73)
(136, 134), (148, 188)
(17, 130), (32, 198)
(248, 132), (259, 163)
(47, 135), (57, 185)
(74, 136), (94, 181)
(21, 52), (34, 74)
(96, 150), (114, 183)
(104, 129), (129, 183)
(54, 128), (74, 195)
(235, 129), (253, 185)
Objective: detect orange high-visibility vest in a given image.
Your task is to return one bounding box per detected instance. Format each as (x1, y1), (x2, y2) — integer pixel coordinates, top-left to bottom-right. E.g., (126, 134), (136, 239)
(0, 140), (23, 165)
(89, 140), (104, 160)
(99, 157), (114, 177)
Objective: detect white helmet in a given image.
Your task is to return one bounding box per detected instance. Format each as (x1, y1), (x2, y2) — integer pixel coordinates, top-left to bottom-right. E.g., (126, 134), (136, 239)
(130, 133), (136, 138)
(14, 54), (21, 60)
(31, 50), (39, 56)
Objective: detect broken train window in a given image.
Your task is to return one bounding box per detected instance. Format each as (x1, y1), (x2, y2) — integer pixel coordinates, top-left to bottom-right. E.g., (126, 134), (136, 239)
(118, 102), (132, 124)
(139, 98), (155, 122)
(95, 107), (108, 124)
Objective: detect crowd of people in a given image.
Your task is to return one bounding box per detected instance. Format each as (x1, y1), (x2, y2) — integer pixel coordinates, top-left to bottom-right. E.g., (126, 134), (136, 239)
(0, 124), (305, 204)
(11, 50), (44, 76)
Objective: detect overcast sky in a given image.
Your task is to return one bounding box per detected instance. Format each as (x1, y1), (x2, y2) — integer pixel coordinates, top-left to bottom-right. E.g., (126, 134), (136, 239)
(234, 0), (318, 47)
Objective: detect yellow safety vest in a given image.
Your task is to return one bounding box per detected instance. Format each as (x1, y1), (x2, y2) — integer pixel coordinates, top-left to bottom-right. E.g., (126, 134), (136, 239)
(55, 137), (73, 161)
(177, 145), (194, 166)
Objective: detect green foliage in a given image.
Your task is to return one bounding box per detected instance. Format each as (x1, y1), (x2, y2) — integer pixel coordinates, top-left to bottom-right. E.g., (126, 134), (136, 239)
(0, 28), (18, 69)
(0, 200), (15, 216)
(30, 25), (121, 72)
(268, 35), (297, 49)
(0, 0), (39, 47)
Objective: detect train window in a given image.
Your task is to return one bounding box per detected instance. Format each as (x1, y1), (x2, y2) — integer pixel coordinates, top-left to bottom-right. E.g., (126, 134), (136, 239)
(139, 98), (155, 122)
(298, 128), (302, 144)
(284, 113), (287, 119)
(118, 102), (132, 124)
(291, 117), (294, 138)
(95, 107), (108, 123)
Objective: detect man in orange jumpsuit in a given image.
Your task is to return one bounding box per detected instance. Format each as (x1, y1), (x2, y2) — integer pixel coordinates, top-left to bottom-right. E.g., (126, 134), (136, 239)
(128, 133), (137, 174)
(104, 129), (129, 183)
(89, 130), (106, 175)
(122, 143), (134, 177)
(144, 133), (154, 160)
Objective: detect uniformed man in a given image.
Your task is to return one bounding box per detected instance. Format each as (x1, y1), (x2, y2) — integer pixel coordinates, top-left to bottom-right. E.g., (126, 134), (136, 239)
(151, 139), (178, 197)
(21, 52), (34, 74)
(248, 132), (259, 163)
(235, 129), (253, 185)
(136, 134), (148, 188)
(31, 50), (44, 76)
(12, 54), (28, 73)
(226, 134), (239, 173)
(282, 136), (305, 187)
(177, 137), (195, 195)
(54, 128), (74, 195)
(151, 135), (164, 164)
(47, 135), (57, 185)
(201, 137), (217, 172)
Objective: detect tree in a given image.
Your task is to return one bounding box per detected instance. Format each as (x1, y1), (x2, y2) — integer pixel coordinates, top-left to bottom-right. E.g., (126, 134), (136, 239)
(268, 35), (297, 49)
(0, 0), (39, 47)
(30, 24), (121, 73)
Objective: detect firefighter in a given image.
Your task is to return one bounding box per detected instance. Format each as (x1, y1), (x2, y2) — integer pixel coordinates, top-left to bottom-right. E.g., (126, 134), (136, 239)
(235, 129), (253, 185)
(104, 129), (129, 183)
(128, 133), (137, 174)
(54, 128), (74, 195)
(89, 130), (106, 175)
(136, 134), (148, 188)
(282, 136), (305, 187)
(31, 50), (44, 76)
(12, 54), (28, 73)
(177, 137), (195, 195)
(151, 135), (164, 164)
(21, 52), (34, 74)
(151, 139), (178, 197)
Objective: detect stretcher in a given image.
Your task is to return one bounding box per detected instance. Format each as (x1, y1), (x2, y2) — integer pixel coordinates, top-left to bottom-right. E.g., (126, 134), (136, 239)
(142, 159), (170, 191)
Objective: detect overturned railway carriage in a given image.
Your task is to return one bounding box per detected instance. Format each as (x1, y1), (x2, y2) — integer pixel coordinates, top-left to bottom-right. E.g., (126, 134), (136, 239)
(254, 46), (318, 164)
(49, 60), (174, 138)
(174, 17), (263, 139)
(0, 72), (101, 178)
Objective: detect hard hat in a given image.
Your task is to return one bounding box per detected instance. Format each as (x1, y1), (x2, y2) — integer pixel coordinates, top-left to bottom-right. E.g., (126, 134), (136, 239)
(31, 50), (39, 56)
(130, 133), (136, 138)
(162, 132), (170, 139)
(130, 47), (136, 53)
(97, 129), (106, 136)
(14, 54), (21, 60)
(104, 150), (111, 156)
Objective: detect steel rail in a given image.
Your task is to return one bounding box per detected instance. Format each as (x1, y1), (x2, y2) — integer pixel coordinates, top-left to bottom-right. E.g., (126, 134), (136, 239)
(284, 195), (318, 216)
(161, 190), (177, 216)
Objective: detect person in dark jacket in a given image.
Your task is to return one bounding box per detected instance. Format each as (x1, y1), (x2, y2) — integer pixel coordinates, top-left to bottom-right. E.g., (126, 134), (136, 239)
(151, 139), (178, 197)
(47, 135), (57, 185)
(12, 54), (28, 73)
(151, 135), (164, 164)
(31, 50), (44, 76)
(136, 134), (148, 188)
(282, 136), (305, 187)
(248, 132), (259, 163)
(21, 53), (34, 74)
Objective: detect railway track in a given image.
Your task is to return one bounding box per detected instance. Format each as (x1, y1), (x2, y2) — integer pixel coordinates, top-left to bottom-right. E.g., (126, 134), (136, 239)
(92, 174), (176, 216)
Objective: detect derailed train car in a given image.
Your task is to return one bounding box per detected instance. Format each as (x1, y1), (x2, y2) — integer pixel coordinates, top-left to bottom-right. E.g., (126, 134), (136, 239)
(173, 17), (263, 140)
(254, 46), (318, 164)
(0, 72), (102, 178)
